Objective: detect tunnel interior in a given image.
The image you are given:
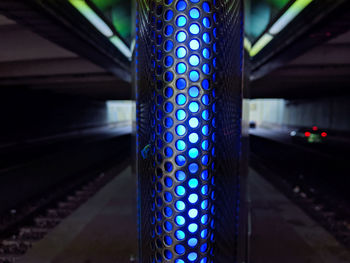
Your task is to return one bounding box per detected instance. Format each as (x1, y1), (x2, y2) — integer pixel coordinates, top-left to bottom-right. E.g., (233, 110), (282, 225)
(0, 0), (349, 262)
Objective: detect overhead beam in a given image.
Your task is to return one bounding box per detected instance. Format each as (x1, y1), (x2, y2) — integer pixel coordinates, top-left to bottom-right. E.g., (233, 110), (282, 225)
(0, 0), (131, 83)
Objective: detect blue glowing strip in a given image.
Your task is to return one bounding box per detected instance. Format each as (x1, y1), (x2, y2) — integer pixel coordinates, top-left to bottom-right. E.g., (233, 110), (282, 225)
(151, 0), (216, 262)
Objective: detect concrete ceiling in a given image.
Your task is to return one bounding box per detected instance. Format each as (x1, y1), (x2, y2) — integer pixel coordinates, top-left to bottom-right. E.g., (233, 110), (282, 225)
(251, 29), (350, 99)
(0, 15), (131, 100)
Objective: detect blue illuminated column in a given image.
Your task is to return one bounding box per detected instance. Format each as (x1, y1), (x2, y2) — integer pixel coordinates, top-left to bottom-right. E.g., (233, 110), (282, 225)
(147, 0), (217, 262)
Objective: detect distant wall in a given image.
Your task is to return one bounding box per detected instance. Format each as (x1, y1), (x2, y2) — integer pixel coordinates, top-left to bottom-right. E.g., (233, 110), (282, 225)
(0, 88), (133, 143)
(249, 96), (350, 132)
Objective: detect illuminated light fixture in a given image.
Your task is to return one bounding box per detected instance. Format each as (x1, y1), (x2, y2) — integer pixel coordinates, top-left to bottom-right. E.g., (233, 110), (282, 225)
(243, 37), (252, 52)
(248, 0), (314, 57)
(69, 0), (132, 60)
(110, 35), (132, 59)
(269, 0), (314, 35)
(69, 0), (113, 37)
(249, 33), (273, 57)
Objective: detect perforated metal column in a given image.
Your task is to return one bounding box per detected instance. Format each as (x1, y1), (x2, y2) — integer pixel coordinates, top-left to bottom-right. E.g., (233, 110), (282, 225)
(136, 1), (245, 262)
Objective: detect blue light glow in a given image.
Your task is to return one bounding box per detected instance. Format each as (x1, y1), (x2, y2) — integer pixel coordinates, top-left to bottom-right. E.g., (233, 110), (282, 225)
(189, 117), (199, 128)
(176, 94), (186, 105)
(176, 185), (186, 196)
(201, 185), (208, 195)
(176, 0), (187, 11)
(202, 2), (210, 12)
(176, 62), (187, 74)
(164, 221), (172, 231)
(176, 200), (186, 211)
(189, 55), (200, 66)
(165, 10), (173, 21)
(202, 125), (209, 135)
(201, 229), (208, 239)
(188, 238), (198, 247)
(188, 252), (198, 261)
(165, 40), (174, 51)
(189, 102), (199, 112)
(164, 192), (172, 202)
(202, 17), (210, 28)
(188, 223), (198, 233)
(202, 110), (209, 120)
(176, 170), (186, 181)
(176, 31), (187, 42)
(165, 162), (173, 172)
(176, 140), (186, 151)
(188, 208), (198, 218)
(165, 25), (174, 36)
(189, 8), (200, 19)
(202, 63), (210, 74)
(176, 215), (185, 226)
(165, 177), (173, 187)
(202, 155), (209, 165)
(188, 178), (199, 188)
(202, 94), (209, 105)
(164, 206), (173, 217)
(176, 15), (187, 27)
(176, 124), (186, 135)
(164, 235), (172, 245)
(189, 163), (199, 173)
(189, 39), (200, 50)
(176, 109), (186, 121)
(165, 117), (173, 128)
(189, 86), (199, 97)
(202, 32), (210, 43)
(165, 71), (173, 82)
(189, 70), (199, 82)
(165, 132), (173, 142)
(176, 155), (186, 166)
(165, 56), (174, 67)
(175, 244), (185, 254)
(150, 2), (217, 259)
(189, 23), (200, 34)
(176, 47), (187, 58)
(202, 140), (209, 150)
(188, 148), (199, 158)
(165, 87), (173, 98)
(165, 147), (173, 157)
(165, 102), (173, 113)
(176, 78), (186, 90)
(175, 230), (185, 240)
(165, 250), (173, 259)
(188, 193), (198, 203)
(189, 132), (199, 143)
(202, 48), (210, 59)
(201, 214), (208, 224)
(201, 199), (208, 210)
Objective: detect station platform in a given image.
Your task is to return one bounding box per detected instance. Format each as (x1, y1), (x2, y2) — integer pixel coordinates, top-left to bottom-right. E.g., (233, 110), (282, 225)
(249, 168), (350, 263)
(17, 166), (350, 263)
(18, 166), (138, 263)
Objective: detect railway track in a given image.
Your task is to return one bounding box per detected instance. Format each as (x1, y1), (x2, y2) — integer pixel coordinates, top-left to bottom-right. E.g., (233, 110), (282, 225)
(0, 160), (129, 263)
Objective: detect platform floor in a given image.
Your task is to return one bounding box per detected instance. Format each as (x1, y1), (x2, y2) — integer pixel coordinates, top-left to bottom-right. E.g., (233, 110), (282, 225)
(18, 166), (137, 263)
(17, 166), (350, 263)
(249, 168), (350, 263)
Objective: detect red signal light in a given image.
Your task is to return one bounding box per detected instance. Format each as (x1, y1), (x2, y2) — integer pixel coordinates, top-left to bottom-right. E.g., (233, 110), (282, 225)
(304, 131), (311, 137)
(321, 132), (327, 137)
(312, 126), (318, 131)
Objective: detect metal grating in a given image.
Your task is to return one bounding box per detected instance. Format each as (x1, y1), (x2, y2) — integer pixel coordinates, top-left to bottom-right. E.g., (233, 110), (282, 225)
(136, 0), (245, 262)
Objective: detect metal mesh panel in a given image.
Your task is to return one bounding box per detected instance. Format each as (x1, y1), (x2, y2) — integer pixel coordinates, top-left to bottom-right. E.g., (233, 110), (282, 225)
(137, 0), (244, 262)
